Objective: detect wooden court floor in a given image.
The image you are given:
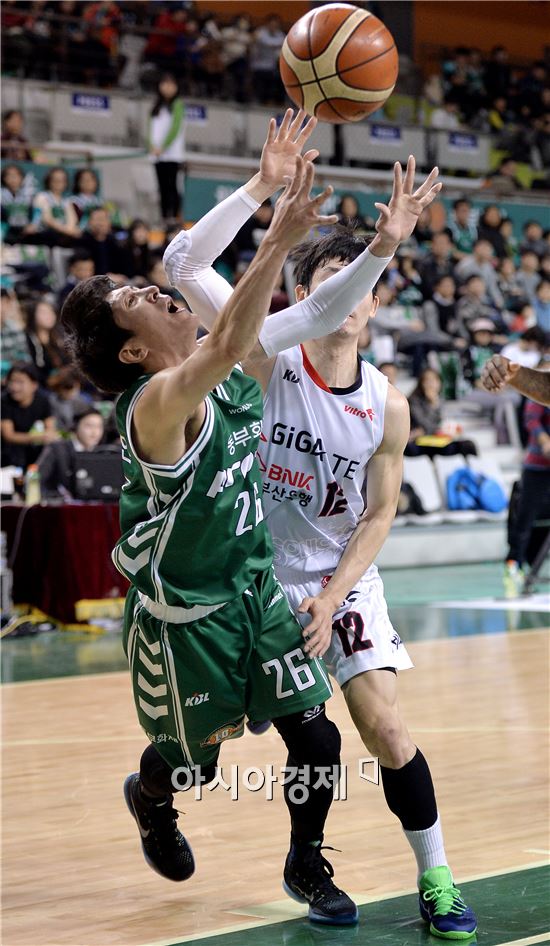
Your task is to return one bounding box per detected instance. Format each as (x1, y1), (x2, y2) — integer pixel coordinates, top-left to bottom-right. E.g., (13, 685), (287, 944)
(2, 628), (549, 946)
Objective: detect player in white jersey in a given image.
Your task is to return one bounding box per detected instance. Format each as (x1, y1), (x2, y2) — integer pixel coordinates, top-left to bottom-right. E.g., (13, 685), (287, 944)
(163, 111), (476, 939)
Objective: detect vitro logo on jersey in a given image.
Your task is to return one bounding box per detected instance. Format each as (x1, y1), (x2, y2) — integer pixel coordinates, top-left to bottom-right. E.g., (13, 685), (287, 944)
(185, 692), (209, 707)
(343, 405), (374, 421)
(283, 368), (300, 384)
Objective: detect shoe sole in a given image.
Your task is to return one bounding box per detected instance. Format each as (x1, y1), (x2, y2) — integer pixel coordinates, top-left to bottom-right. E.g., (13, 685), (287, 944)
(283, 881), (359, 926)
(123, 774), (195, 882)
(420, 898), (477, 939)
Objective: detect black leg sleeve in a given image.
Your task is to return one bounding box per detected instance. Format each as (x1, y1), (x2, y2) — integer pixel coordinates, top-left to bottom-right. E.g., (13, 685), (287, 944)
(380, 748), (438, 831)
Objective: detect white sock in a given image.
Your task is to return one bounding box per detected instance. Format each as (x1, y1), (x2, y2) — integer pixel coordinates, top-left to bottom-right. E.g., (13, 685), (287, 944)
(403, 814), (448, 885)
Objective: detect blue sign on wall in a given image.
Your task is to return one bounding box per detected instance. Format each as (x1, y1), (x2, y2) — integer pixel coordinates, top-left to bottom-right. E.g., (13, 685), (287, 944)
(370, 124), (402, 143)
(71, 93), (111, 113)
(448, 132), (479, 152)
(185, 105), (208, 123)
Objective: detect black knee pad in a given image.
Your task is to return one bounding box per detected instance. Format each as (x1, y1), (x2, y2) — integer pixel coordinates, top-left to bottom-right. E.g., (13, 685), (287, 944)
(273, 704), (341, 767)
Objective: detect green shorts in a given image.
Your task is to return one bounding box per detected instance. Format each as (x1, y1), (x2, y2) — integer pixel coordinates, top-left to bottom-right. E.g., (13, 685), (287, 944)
(123, 568), (332, 770)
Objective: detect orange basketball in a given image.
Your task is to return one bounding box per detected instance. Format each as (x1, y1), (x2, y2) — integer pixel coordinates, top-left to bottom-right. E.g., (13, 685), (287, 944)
(280, 3), (398, 124)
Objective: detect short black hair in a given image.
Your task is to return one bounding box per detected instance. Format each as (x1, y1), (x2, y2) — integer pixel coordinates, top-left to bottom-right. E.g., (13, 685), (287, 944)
(290, 225), (369, 293)
(7, 362), (40, 384)
(1, 163), (24, 187)
(61, 276), (142, 394)
(72, 167), (99, 195)
(44, 166), (68, 191)
(74, 407), (104, 428)
(68, 251), (94, 268)
(453, 197), (471, 210)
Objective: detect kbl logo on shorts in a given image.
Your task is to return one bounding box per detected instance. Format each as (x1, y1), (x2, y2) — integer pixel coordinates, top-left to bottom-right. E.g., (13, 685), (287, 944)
(184, 692), (210, 707)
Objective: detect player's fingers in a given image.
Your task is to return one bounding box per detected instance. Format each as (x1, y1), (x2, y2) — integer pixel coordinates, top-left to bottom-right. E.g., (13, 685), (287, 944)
(303, 148), (320, 163)
(277, 108), (293, 139)
(295, 113), (317, 145)
(299, 159), (316, 198)
(403, 154), (415, 194)
(374, 202), (391, 225)
(265, 117), (277, 145)
(508, 361), (521, 376)
(288, 155), (305, 195)
(315, 214), (339, 225)
(289, 108), (306, 139)
(419, 182), (443, 207)
(297, 596), (314, 613)
(412, 165), (439, 199)
(392, 161), (403, 198)
(311, 183), (333, 205)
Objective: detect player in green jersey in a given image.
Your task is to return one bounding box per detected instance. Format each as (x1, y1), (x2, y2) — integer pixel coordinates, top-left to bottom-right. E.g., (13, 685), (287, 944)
(61, 111), (407, 924)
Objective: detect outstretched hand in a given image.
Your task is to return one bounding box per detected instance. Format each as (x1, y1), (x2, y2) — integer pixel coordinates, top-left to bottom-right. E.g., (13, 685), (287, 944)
(259, 108), (320, 190)
(373, 156), (442, 249)
(268, 156), (338, 249)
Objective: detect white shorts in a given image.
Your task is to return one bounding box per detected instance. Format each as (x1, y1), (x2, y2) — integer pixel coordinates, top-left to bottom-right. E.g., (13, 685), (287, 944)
(283, 572), (413, 688)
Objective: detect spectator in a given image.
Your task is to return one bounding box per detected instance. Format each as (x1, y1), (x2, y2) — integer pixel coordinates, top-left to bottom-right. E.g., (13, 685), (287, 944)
(429, 95), (462, 130)
(454, 239), (504, 308)
(456, 275), (501, 339)
(250, 15), (285, 105)
(57, 252), (95, 310)
(1, 110), (32, 161)
(0, 164), (36, 243)
(520, 221), (547, 258)
(148, 74), (185, 223)
(1, 362), (58, 470)
(80, 207), (126, 277)
(82, 0), (121, 86)
(233, 199), (274, 262)
(497, 257), (525, 312)
(448, 198), (478, 256)
(51, 0), (87, 84)
(118, 219), (153, 281)
(336, 194), (374, 233)
(477, 205), (507, 259)
(516, 250), (541, 305)
(500, 327), (547, 369)
(533, 279), (550, 333)
(488, 96), (517, 149)
(46, 366), (92, 432)
(143, 5), (188, 75)
(407, 368), (477, 457)
(38, 408), (105, 496)
(419, 230), (455, 298)
(499, 217), (520, 260)
(195, 13), (224, 98)
(24, 296), (67, 385)
(422, 274), (465, 344)
(221, 15), (253, 103)
(484, 46), (511, 101)
(30, 167), (81, 246)
(0, 289), (28, 379)
(378, 362), (398, 386)
(71, 168), (103, 229)
(483, 158), (526, 194)
(461, 318), (501, 389)
(504, 388), (550, 596)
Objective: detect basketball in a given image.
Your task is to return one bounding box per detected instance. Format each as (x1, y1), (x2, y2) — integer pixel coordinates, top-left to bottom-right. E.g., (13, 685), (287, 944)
(279, 2), (398, 123)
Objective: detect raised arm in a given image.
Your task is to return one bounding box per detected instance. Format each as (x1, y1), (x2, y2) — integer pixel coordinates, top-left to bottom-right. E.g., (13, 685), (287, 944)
(163, 109), (320, 328)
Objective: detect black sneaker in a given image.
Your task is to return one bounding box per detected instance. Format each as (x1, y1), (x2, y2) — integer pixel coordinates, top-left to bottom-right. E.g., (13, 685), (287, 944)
(283, 837), (358, 925)
(123, 772), (195, 882)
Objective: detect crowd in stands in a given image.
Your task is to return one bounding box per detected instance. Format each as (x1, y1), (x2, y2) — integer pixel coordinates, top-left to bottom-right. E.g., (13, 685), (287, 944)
(2, 136), (549, 485)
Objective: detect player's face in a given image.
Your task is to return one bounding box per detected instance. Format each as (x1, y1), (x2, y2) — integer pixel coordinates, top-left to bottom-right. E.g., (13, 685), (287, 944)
(108, 285), (199, 364)
(300, 258), (378, 336)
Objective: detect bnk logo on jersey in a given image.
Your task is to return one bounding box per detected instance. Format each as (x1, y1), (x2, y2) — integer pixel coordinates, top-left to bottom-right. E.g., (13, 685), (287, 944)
(185, 692), (209, 707)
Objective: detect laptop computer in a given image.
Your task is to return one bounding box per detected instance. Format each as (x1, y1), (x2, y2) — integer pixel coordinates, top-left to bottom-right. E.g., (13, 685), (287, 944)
(73, 448), (125, 501)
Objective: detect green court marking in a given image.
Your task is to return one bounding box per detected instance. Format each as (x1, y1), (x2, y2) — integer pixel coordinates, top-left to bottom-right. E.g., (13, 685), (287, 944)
(153, 865), (549, 946)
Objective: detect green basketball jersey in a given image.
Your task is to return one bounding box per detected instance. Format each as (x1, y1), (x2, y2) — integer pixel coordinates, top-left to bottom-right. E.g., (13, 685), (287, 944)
(113, 367), (273, 609)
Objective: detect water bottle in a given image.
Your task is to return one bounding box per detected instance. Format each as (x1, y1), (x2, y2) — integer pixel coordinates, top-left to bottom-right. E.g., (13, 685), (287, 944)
(24, 464), (42, 506)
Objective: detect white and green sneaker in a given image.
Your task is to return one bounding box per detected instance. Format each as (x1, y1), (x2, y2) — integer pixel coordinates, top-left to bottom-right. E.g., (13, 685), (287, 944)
(419, 866), (477, 939)
(503, 560), (524, 598)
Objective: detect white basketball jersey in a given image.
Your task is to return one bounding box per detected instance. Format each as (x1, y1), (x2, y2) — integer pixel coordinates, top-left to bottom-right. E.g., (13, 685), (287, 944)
(259, 345), (388, 587)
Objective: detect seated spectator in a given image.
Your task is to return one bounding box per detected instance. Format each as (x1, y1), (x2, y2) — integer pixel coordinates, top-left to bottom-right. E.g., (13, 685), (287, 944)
(509, 302), (536, 335)
(221, 14), (253, 103)
(0, 289), (28, 379)
(500, 327), (547, 369)
(1, 110), (32, 161)
(483, 158), (526, 194)
(534, 279), (550, 333)
(407, 368), (477, 457)
(143, 5), (188, 75)
(71, 168), (103, 229)
(47, 366), (92, 432)
(454, 239), (504, 308)
(461, 318), (502, 389)
(421, 275), (465, 346)
(477, 205), (507, 259)
(456, 274), (507, 339)
(24, 296), (67, 385)
(336, 195), (374, 234)
(82, 0), (121, 87)
(448, 198), (478, 256)
(28, 167), (81, 246)
(38, 408), (105, 496)
(57, 252), (95, 310)
(0, 164), (36, 243)
(1, 362), (58, 470)
(516, 250), (541, 305)
(484, 46), (511, 101)
(419, 230), (455, 298)
(118, 219), (153, 280)
(195, 13), (224, 98)
(429, 94), (462, 129)
(499, 217), (520, 261)
(488, 96), (517, 148)
(80, 207), (126, 277)
(497, 257), (525, 312)
(250, 15), (285, 105)
(233, 199), (274, 263)
(520, 221), (547, 258)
